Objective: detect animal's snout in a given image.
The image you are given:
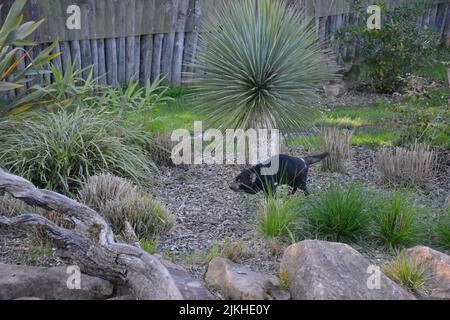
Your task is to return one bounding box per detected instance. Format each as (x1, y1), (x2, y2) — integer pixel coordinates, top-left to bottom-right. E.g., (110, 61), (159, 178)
(229, 182), (241, 192)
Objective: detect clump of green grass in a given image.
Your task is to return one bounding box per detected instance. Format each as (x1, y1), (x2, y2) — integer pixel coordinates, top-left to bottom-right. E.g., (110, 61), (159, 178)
(384, 250), (429, 292)
(436, 206), (450, 250)
(302, 184), (369, 242)
(258, 195), (302, 239)
(372, 192), (417, 248)
(79, 174), (173, 239)
(0, 108), (155, 196)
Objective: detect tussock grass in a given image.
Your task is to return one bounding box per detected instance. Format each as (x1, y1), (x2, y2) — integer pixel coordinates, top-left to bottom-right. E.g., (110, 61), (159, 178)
(320, 128), (353, 172)
(258, 195), (302, 239)
(302, 184), (369, 242)
(384, 250), (429, 292)
(375, 143), (437, 187)
(372, 192), (417, 248)
(79, 174), (173, 239)
(0, 109), (155, 196)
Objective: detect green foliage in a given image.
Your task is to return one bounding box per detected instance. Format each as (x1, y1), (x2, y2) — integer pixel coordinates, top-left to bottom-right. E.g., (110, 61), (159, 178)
(140, 237), (159, 255)
(302, 184), (370, 242)
(192, 0), (336, 132)
(394, 84), (450, 150)
(80, 174), (173, 239)
(0, 108), (155, 195)
(384, 250), (429, 292)
(258, 194), (302, 239)
(372, 192), (417, 248)
(436, 209), (450, 250)
(0, 0), (59, 116)
(336, 0), (440, 93)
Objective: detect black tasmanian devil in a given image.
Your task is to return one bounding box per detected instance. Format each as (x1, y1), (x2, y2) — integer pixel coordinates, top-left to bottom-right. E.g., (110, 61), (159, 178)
(229, 153), (329, 196)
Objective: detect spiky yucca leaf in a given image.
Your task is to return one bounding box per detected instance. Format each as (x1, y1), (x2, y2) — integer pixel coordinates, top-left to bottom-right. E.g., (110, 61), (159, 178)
(191, 0), (337, 132)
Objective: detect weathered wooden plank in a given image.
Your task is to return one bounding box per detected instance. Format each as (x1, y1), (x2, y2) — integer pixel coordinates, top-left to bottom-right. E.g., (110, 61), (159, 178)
(172, 0), (190, 85)
(151, 34), (164, 81)
(97, 39), (107, 85)
(126, 0), (137, 82)
(105, 38), (118, 86)
(140, 35), (153, 83)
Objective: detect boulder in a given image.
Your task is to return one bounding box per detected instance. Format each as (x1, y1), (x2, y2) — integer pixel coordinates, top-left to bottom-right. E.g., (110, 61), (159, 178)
(205, 257), (290, 300)
(407, 246), (450, 300)
(159, 258), (216, 300)
(0, 264), (114, 300)
(280, 240), (416, 300)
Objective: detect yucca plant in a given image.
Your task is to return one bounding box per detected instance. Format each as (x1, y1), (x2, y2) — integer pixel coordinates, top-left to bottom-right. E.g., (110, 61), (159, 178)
(191, 0), (336, 132)
(0, 0), (59, 117)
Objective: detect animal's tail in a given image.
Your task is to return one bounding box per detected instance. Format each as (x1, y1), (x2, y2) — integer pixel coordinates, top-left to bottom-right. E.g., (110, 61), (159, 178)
(304, 153), (329, 166)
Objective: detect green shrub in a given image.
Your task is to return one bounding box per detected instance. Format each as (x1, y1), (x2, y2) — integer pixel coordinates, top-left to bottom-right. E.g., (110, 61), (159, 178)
(258, 195), (302, 239)
(436, 209), (450, 250)
(0, 108), (154, 195)
(192, 0), (336, 132)
(303, 184), (369, 242)
(336, 0), (440, 93)
(384, 250), (429, 292)
(372, 192), (417, 248)
(79, 174), (173, 239)
(0, 0), (59, 117)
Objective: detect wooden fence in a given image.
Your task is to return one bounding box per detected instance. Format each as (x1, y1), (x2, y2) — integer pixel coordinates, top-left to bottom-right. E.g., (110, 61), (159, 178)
(1, 0), (450, 90)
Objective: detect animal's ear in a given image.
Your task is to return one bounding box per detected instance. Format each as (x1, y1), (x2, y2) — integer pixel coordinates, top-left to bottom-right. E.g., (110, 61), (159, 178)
(250, 172), (257, 184)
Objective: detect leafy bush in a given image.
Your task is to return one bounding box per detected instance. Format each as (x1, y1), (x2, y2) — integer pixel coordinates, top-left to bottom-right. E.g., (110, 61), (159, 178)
(302, 184), (369, 242)
(0, 108), (155, 195)
(375, 144), (437, 187)
(372, 192), (417, 248)
(79, 174), (173, 239)
(320, 128), (353, 172)
(336, 0), (440, 93)
(394, 82), (450, 150)
(384, 250), (429, 292)
(192, 0), (336, 132)
(0, 0), (59, 117)
(258, 195), (302, 239)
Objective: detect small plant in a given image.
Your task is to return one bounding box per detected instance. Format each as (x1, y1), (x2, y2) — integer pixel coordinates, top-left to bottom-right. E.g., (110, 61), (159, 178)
(436, 208), (450, 250)
(279, 269), (291, 291)
(205, 243), (221, 264)
(303, 184), (369, 242)
(320, 128), (353, 172)
(101, 193), (172, 239)
(375, 143), (437, 187)
(139, 237), (159, 255)
(0, 108), (155, 195)
(258, 195), (301, 239)
(372, 192), (417, 248)
(222, 236), (250, 262)
(384, 250), (429, 292)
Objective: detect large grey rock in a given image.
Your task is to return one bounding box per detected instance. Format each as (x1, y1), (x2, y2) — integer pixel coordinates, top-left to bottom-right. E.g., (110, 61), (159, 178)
(280, 240), (416, 300)
(407, 246), (450, 300)
(205, 257), (290, 300)
(323, 83), (347, 98)
(0, 264), (114, 300)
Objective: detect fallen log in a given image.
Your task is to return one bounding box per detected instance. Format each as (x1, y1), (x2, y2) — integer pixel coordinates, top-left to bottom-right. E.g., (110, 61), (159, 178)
(0, 170), (182, 300)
